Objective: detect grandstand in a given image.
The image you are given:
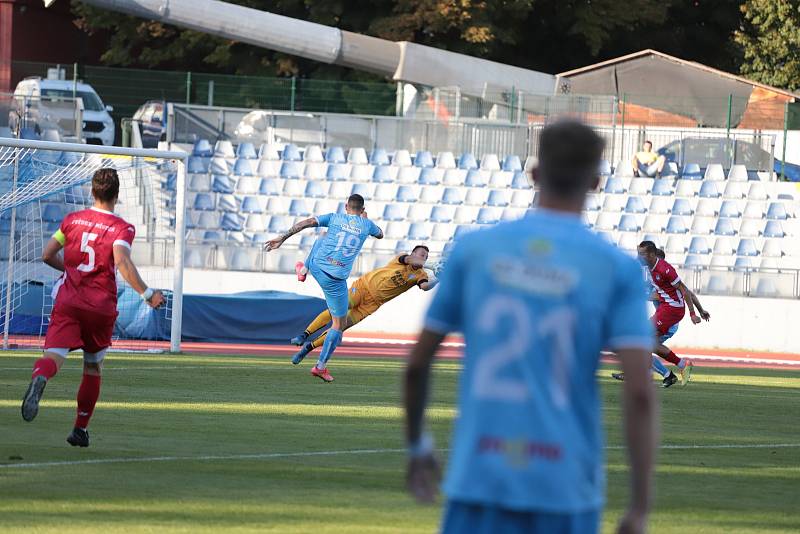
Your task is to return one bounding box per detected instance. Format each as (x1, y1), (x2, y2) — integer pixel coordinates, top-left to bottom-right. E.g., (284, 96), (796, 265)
(166, 137), (800, 299)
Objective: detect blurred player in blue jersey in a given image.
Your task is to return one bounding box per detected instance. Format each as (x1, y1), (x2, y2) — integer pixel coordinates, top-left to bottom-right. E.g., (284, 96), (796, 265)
(404, 121), (658, 534)
(265, 194), (383, 382)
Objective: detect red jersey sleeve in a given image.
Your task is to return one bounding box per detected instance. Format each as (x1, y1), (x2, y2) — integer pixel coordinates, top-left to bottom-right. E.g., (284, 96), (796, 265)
(662, 263), (681, 287)
(112, 223), (136, 250)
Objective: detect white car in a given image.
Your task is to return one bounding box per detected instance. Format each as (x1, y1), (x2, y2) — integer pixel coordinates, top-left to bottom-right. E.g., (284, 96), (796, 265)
(13, 77), (116, 146)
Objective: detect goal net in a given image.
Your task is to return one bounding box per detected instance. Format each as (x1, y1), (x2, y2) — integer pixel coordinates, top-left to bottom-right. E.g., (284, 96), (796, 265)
(0, 138), (186, 353)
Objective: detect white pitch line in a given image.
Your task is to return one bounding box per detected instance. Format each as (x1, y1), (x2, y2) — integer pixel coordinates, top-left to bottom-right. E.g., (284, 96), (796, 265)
(2, 443), (798, 470)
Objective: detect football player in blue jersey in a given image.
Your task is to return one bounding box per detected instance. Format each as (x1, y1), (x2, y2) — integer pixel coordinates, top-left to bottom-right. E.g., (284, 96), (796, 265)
(265, 194), (383, 382)
(404, 121), (658, 534)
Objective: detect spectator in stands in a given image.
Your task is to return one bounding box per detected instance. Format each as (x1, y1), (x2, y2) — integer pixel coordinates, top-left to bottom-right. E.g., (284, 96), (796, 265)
(631, 141), (667, 178)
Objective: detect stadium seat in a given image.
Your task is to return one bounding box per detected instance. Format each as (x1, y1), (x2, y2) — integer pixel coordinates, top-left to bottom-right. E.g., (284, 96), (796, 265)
(594, 212), (618, 231)
(304, 162), (327, 181)
(480, 154), (501, 171)
(763, 221), (785, 238)
(714, 218), (738, 236)
(214, 140), (235, 158)
(370, 148), (390, 166)
(211, 174), (235, 194)
(454, 206), (479, 224)
(232, 158), (255, 177)
(671, 198), (693, 216)
(502, 155), (522, 172)
(436, 151), (456, 169)
(510, 171), (530, 189)
(267, 197), (290, 215)
(766, 202), (788, 220)
(193, 193), (216, 211)
(371, 183), (397, 202)
(283, 179), (306, 197)
(464, 169), (489, 188)
(384, 221), (410, 240)
(465, 188), (489, 206)
(713, 237), (737, 255)
(267, 215), (294, 233)
(288, 199), (312, 217)
(241, 196), (264, 214)
(326, 163), (351, 181)
(683, 254), (707, 268)
(617, 232), (639, 252)
(663, 161), (680, 177)
(442, 188), (465, 205)
(664, 235), (688, 254)
(397, 166), (421, 184)
(629, 177), (654, 195)
(383, 204), (408, 222)
(748, 182), (769, 200)
(407, 204), (432, 222)
(430, 206), (454, 223)
(642, 215), (668, 233)
(695, 198), (720, 217)
(300, 145), (323, 163)
(408, 222), (432, 240)
(323, 146), (345, 164)
(393, 150), (412, 167)
(690, 217), (716, 235)
(258, 178), (281, 196)
(728, 164), (748, 182)
(666, 216), (689, 234)
(418, 167), (443, 185)
(733, 256), (757, 271)
(742, 201), (765, 219)
(184, 246), (209, 268)
(623, 196), (647, 214)
(584, 194), (602, 212)
(599, 159), (612, 176)
(244, 214), (266, 233)
(602, 195), (626, 213)
(454, 225), (480, 240)
(458, 153), (478, 170)
(187, 156), (210, 174)
(759, 257), (779, 270)
(738, 219), (762, 238)
(258, 143), (281, 161)
(502, 207), (526, 221)
(723, 181), (747, 199)
(688, 236), (711, 255)
(396, 185), (419, 202)
(613, 161), (632, 177)
(704, 163), (725, 181)
(704, 273), (732, 293)
(256, 159), (282, 177)
(235, 176), (260, 194)
(476, 208), (501, 225)
(189, 173), (212, 192)
(604, 177), (627, 194)
(698, 181), (722, 198)
(373, 165), (399, 183)
(209, 157), (230, 175)
(651, 179), (675, 196)
(443, 169), (467, 186)
(202, 230), (224, 243)
(719, 200), (742, 219)
(304, 181), (329, 199)
(281, 144), (302, 161)
(420, 186), (444, 204)
(280, 161), (305, 179)
(350, 164), (374, 183)
(486, 190), (511, 207)
(236, 142), (257, 159)
(681, 163), (702, 180)
(761, 239), (784, 258)
(192, 139), (213, 157)
(488, 171), (513, 189)
(350, 183), (374, 199)
(596, 231), (616, 244)
(646, 196), (670, 215)
(217, 194), (239, 212)
(511, 190), (533, 209)
(220, 212), (243, 232)
(344, 147), (367, 165)
(737, 238), (759, 257)
(617, 214), (641, 232)
(414, 151), (435, 168)
(432, 223), (456, 241)
(314, 200), (338, 215)
(752, 277), (778, 297)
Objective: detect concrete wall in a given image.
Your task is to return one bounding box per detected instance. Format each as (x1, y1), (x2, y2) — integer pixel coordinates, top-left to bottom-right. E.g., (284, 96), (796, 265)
(183, 269), (800, 354)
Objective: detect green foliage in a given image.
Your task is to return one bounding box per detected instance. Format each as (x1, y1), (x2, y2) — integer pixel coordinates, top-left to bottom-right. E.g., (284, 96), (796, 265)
(735, 0), (800, 90)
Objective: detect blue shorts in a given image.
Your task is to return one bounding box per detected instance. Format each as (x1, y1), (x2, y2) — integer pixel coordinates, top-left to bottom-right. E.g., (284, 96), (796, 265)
(441, 501), (599, 534)
(659, 322), (679, 344)
(307, 257), (348, 318)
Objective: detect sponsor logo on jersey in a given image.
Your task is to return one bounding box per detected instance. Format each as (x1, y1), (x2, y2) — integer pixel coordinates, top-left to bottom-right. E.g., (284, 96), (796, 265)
(491, 256), (577, 297)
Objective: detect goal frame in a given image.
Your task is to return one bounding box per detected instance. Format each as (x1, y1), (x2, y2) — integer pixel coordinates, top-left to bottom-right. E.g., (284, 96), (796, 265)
(0, 137), (188, 353)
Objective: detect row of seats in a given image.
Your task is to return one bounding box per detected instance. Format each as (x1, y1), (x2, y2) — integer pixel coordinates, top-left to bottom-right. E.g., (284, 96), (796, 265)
(191, 139), (526, 171)
(600, 230), (787, 258)
(605, 161), (755, 182)
(590, 212), (787, 238)
(601, 176), (772, 199)
(586, 194), (794, 220)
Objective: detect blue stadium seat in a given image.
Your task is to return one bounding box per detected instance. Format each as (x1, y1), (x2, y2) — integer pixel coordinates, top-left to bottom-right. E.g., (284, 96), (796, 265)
(682, 163), (702, 180)
(193, 193), (215, 211)
(689, 237), (711, 254)
(457, 153), (478, 170)
(714, 218), (737, 236)
(719, 200), (741, 218)
(766, 202), (788, 220)
(666, 216), (689, 234)
(476, 208), (501, 225)
(192, 139), (213, 157)
(683, 255), (705, 268)
(383, 204), (408, 221)
(268, 215), (293, 233)
(699, 181), (721, 198)
(187, 156), (209, 174)
(737, 239), (758, 257)
(408, 223), (431, 240)
(240, 196), (263, 214)
(336, 202), (347, 214)
(220, 212), (243, 231)
(232, 158), (254, 176)
(442, 188), (465, 205)
(414, 151), (434, 168)
(211, 174), (234, 194)
(733, 257), (757, 271)
(624, 197), (647, 214)
(396, 186), (417, 202)
(418, 167), (442, 185)
(350, 183), (372, 199)
(325, 146), (346, 164)
(326, 164), (350, 181)
(486, 190), (510, 207)
(511, 171), (530, 189)
(502, 155), (522, 172)
(671, 198), (693, 216)
(305, 181), (328, 198)
(652, 179), (675, 196)
(465, 170), (488, 188)
(604, 177), (626, 194)
(763, 221), (785, 238)
(259, 178), (280, 196)
(41, 204), (65, 223)
(454, 225), (477, 240)
(236, 142), (257, 159)
(369, 148), (390, 166)
(599, 159), (612, 176)
(618, 214), (641, 232)
(373, 165), (394, 183)
(281, 144), (302, 161)
(430, 206), (454, 223)
(202, 230), (224, 242)
(280, 161), (304, 179)
(289, 199), (312, 217)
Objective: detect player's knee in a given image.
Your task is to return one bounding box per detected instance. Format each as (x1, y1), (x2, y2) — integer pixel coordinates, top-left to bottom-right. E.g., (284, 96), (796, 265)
(84, 361), (103, 375)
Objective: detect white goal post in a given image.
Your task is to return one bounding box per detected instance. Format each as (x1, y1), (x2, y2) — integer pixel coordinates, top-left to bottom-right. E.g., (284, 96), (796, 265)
(0, 137), (187, 353)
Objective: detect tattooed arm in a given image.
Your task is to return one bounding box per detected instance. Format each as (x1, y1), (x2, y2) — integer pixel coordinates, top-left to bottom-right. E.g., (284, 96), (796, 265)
(264, 217), (319, 251)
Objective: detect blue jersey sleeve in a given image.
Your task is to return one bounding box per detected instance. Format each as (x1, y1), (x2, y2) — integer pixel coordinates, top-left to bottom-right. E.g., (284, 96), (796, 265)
(424, 238), (467, 334)
(605, 255), (654, 351)
(368, 219), (382, 238)
(316, 213), (333, 228)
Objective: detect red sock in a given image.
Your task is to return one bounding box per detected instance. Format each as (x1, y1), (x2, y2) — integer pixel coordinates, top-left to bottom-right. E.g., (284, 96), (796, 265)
(662, 350), (681, 366)
(31, 357), (58, 380)
(75, 373), (102, 429)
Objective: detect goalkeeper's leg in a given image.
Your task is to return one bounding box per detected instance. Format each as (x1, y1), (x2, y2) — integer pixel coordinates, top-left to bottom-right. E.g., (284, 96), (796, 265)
(291, 309), (332, 346)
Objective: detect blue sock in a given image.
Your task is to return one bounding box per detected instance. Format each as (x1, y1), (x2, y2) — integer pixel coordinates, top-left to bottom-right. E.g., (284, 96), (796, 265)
(316, 329), (342, 370)
(651, 355), (669, 378)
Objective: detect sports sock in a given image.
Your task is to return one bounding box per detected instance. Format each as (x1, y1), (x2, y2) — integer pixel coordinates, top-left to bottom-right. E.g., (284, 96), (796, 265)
(677, 358), (687, 369)
(661, 350), (681, 366)
(312, 331), (328, 349)
(75, 373), (101, 429)
(31, 357), (58, 380)
(316, 328), (342, 370)
(651, 356), (670, 378)
(306, 310), (331, 335)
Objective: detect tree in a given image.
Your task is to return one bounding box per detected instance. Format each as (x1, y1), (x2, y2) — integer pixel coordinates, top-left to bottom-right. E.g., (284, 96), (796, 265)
(734, 0), (800, 90)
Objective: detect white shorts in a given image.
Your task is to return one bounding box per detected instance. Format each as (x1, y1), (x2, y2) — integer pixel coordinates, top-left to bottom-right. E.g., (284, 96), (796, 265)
(46, 347), (107, 364)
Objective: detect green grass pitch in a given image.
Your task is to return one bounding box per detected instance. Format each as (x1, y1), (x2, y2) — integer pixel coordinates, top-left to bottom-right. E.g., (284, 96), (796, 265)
(1, 351), (799, 533)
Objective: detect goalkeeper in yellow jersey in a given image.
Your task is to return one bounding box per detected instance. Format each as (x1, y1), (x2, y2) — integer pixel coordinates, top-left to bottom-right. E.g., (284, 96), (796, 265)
(290, 245), (439, 365)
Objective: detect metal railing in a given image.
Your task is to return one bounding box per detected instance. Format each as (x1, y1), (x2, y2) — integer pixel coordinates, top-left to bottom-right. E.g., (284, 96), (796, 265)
(0, 92), (84, 143)
(683, 265), (799, 299)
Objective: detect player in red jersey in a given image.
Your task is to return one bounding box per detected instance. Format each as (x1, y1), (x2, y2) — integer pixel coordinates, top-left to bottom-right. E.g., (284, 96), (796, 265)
(637, 240), (697, 385)
(20, 168), (164, 447)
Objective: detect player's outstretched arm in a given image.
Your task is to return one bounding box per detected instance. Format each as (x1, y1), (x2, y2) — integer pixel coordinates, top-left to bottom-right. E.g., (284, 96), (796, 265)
(419, 279), (439, 291)
(687, 289), (710, 321)
(617, 347), (658, 534)
(404, 328), (444, 504)
(113, 245), (164, 309)
(676, 281), (699, 323)
(41, 238), (65, 272)
(264, 217), (318, 251)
